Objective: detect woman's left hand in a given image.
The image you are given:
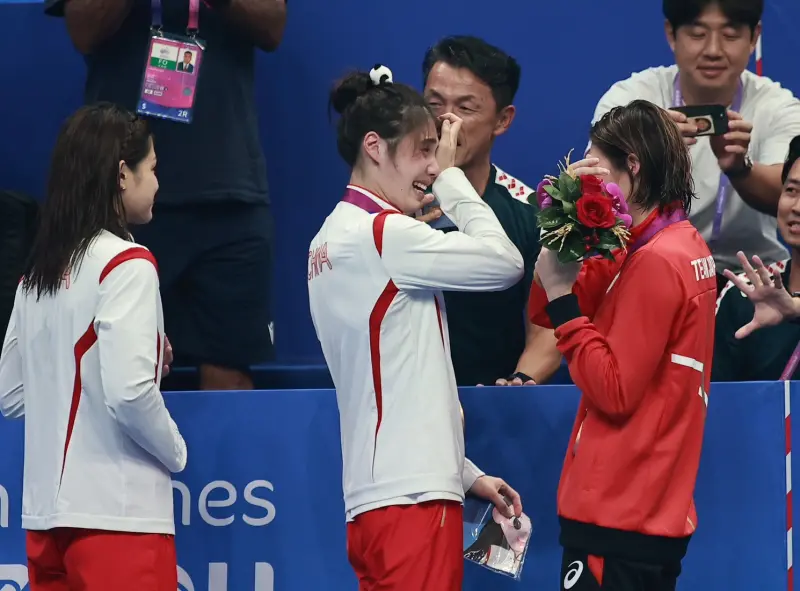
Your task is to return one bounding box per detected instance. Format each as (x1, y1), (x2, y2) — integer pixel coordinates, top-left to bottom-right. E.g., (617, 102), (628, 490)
(535, 248), (582, 301)
(469, 475), (523, 519)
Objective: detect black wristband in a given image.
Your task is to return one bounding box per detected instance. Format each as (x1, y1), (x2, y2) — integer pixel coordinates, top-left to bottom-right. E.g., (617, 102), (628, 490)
(507, 371), (534, 383)
(545, 293), (582, 329)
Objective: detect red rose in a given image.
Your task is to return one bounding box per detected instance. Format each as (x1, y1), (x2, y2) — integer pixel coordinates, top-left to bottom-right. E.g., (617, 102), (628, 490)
(576, 194), (616, 229)
(580, 175), (604, 196)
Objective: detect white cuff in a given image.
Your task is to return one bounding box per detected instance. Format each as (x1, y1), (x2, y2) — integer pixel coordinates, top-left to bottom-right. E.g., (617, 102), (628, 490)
(169, 415), (188, 473)
(462, 457), (484, 492)
(431, 167), (481, 213)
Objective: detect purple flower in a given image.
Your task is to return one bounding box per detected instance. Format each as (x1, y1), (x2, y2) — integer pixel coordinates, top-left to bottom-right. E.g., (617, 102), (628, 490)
(618, 213), (633, 228)
(604, 182), (629, 214)
(536, 179), (553, 208)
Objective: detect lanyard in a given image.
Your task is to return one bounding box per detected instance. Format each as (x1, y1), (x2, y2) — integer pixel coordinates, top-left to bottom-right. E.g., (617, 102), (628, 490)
(781, 342), (800, 381)
(152, 0), (200, 33)
(627, 209), (687, 255)
(672, 75), (743, 243)
(341, 188), (386, 214)
(781, 285), (800, 379)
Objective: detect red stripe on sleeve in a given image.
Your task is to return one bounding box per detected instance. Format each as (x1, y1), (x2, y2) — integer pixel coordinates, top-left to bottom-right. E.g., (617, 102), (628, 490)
(372, 210), (397, 257)
(99, 247), (158, 284)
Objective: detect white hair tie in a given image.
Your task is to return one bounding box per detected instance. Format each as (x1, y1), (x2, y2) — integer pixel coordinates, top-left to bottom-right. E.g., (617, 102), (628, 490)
(369, 64), (393, 87)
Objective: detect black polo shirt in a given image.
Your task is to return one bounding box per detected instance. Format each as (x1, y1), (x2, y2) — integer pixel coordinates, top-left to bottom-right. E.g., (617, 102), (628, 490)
(439, 165), (541, 386)
(713, 259), (800, 381)
(45, 0), (269, 206)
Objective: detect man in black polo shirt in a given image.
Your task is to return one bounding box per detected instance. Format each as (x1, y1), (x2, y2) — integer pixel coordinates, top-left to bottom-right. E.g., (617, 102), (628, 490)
(421, 36), (543, 387)
(45, 0), (286, 390)
(714, 135), (800, 381)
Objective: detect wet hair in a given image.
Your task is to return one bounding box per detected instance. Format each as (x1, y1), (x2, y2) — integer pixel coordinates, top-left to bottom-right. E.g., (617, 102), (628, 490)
(422, 35), (520, 110)
(783, 136), (800, 184)
(590, 100), (695, 215)
(22, 102), (153, 299)
(329, 66), (435, 168)
(663, 0), (763, 35)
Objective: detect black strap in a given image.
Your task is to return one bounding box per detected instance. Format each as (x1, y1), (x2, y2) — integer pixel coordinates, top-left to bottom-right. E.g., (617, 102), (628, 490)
(507, 371), (534, 383)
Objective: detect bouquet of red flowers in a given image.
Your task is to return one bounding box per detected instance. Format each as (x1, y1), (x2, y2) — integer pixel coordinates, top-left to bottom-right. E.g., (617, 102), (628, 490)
(529, 153), (632, 263)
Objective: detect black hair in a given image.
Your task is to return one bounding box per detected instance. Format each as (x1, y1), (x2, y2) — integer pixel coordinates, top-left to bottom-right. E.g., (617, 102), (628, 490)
(663, 0), (763, 34)
(422, 36), (521, 110)
(23, 102), (153, 299)
(591, 100), (696, 215)
(783, 136), (800, 184)
(328, 67), (435, 168)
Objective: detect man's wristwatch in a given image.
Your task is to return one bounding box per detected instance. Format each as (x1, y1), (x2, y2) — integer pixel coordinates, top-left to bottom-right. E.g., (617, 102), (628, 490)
(724, 153), (753, 179)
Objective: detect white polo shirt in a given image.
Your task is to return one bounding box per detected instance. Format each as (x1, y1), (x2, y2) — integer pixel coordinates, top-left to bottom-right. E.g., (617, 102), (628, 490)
(592, 65), (800, 272)
(0, 231), (187, 534)
(308, 167), (524, 521)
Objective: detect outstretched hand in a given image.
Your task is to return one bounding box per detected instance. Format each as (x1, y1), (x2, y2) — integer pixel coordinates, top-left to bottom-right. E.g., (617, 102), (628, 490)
(722, 251), (800, 339)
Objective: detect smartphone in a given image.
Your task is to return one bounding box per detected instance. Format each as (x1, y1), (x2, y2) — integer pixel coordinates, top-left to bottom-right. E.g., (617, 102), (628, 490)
(672, 104), (729, 137)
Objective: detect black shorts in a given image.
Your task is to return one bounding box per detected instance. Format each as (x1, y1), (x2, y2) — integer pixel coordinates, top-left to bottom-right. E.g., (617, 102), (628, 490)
(132, 202), (275, 370)
(560, 548), (681, 591)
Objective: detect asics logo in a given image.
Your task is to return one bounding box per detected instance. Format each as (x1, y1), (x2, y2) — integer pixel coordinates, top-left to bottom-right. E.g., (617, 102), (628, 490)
(563, 560), (583, 589)
(0, 564), (29, 591)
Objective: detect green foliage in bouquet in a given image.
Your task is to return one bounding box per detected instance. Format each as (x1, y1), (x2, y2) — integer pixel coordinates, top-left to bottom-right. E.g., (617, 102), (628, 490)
(528, 151), (632, 264)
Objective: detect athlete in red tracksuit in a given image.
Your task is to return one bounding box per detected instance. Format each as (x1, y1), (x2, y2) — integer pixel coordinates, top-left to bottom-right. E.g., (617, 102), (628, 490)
(531, 204), (717, 590)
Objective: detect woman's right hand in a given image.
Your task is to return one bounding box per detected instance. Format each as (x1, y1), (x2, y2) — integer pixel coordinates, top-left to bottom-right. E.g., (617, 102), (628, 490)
(567, 157), (610, 178)
(435, 113), (463, 171)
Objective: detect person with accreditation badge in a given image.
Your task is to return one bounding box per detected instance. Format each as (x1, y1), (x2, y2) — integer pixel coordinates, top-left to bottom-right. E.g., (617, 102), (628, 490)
(590, 0), (800, 288)
(46, 0), (286, 392)
(714, 137), (800, 380)
(308, 65), (524, 590)
(518, 0), (800, 389)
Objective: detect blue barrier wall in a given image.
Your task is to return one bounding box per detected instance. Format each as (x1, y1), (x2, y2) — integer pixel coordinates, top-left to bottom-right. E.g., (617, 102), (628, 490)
(2, 1), (800, 363)
(0, 382), (793, 590)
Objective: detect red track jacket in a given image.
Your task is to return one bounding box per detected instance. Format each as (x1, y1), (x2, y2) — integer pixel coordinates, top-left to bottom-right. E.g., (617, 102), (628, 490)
(530, 210), (716, 563)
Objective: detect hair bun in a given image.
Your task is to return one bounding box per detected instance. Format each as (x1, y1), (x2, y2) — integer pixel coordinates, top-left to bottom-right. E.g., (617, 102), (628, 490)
(329, 71), (372, 115)
(369, 64), (393, 87)
(329, 65), (394, 116)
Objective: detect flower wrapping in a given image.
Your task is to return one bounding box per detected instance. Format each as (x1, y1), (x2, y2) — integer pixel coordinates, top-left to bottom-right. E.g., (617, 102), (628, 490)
(530, 152), (632, 263)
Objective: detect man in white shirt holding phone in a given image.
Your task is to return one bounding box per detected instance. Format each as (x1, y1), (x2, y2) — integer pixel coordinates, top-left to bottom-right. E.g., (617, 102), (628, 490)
(593, 0), (800, 287)
(508, 0), (800, 388)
